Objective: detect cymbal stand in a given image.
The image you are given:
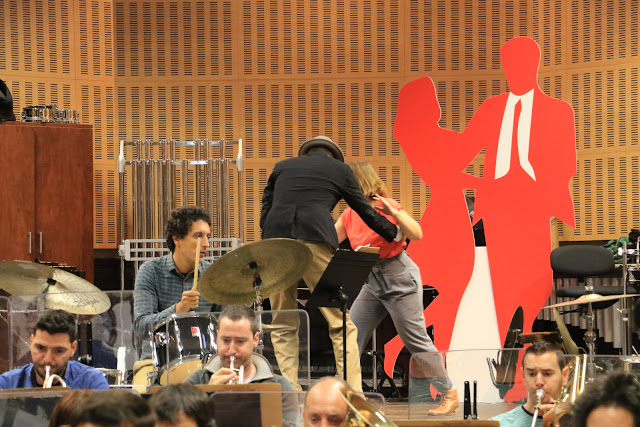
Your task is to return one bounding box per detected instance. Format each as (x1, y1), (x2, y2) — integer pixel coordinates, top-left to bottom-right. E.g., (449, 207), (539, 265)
(582, 301), (597, 381)
(250, 262), (266, 354)
(619, 239), (640, 356)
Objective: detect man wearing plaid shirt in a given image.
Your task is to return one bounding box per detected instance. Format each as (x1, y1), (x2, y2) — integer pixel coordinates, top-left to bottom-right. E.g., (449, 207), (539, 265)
(133, 206), (223, 359)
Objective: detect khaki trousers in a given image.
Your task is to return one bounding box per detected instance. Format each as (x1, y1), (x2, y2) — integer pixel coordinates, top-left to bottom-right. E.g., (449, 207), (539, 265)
(269, 241), (362, 391)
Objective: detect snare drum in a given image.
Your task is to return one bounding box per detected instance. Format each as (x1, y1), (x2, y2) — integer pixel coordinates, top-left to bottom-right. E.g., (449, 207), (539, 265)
(151, 313), (217, 385)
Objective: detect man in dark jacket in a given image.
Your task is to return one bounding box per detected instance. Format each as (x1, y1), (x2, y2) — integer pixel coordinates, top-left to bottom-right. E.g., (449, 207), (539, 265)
(260, 136), (400, 391)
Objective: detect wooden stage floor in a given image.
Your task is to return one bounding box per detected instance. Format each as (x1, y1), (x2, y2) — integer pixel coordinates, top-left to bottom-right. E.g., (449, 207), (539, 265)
(384, 400), (519, 422)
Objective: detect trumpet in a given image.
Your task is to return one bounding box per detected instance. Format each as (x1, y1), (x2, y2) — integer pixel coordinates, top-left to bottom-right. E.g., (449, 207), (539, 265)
(227, 356), (244, 384)
(531, 388), (545, 427)
(43, 365), (67, 388)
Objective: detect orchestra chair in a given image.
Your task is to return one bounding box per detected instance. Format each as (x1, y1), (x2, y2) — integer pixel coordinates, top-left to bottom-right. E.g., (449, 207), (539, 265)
(550, 245), (619, 310)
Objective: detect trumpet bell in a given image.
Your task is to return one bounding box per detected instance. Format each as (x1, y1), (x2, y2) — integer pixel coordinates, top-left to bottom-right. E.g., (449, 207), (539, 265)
(340, 387), (397, 427)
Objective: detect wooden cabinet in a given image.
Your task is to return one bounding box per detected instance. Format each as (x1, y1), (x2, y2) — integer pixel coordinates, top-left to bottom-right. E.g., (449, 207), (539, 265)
(0, 122), (94, 283)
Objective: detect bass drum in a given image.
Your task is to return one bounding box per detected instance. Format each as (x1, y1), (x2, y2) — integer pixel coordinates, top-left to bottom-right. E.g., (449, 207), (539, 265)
(151, 312), (217, 385)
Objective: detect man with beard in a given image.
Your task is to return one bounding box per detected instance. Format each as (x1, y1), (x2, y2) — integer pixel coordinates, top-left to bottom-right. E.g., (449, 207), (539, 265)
(0, 309), (109, 389)
(186, 305), (297, 426)
(186, 305), (292, 389)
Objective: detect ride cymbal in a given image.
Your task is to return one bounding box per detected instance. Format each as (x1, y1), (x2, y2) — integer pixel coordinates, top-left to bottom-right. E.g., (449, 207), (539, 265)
(543, 293), (640, 309)
(0, 260), (111, 315)
(198, 238), (312, 304)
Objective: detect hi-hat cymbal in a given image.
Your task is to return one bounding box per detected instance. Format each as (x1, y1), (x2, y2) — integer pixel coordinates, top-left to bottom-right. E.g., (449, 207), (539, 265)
(0, 260), (111, 315)
(543, 293), (640, 309)
(198, 238), (312, 304)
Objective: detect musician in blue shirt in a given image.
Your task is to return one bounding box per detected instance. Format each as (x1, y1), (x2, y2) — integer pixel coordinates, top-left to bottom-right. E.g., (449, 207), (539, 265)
(0, 310), (109, 390)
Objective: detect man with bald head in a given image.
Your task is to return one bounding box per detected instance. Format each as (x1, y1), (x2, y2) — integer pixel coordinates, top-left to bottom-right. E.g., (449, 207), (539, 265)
(303, 377), (350, 427)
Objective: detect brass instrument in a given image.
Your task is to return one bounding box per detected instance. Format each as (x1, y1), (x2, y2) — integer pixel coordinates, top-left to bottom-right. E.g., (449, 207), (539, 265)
(541, 354), (588, 427)
(560, 354), (587, 404)
(227, 356), (244, 384)
(43, 365), (67, 388)
(340, 387), (396, 427)
(531, 388), (545, 427)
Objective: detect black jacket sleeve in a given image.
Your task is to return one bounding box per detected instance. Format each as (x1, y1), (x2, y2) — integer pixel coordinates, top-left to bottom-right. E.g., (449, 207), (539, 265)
(340, 169), (397, 242)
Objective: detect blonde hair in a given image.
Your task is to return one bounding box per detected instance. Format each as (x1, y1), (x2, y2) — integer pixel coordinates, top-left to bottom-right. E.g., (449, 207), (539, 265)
(349, 161), (388, 197)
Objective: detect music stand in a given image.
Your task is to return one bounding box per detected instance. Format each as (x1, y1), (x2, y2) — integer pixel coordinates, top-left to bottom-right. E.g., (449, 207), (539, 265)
(306, 249), (379, 381)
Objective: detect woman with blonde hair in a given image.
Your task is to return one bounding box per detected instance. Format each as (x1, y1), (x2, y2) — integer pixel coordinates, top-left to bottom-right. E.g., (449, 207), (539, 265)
(335, 160), (457, 415)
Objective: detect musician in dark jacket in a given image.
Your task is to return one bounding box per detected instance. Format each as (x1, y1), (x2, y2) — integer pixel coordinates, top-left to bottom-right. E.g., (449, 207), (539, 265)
(260, 135), (399, 391)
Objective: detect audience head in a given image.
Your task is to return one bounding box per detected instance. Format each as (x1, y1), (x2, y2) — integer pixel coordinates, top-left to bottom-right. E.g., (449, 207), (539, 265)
(70, 390), (153, 427)
(573, 371), (640, 427)
(216, 305), (259, 372)
(149, 383), (215, 427)
(49, 389), (93, 427)
(165, 206), (211, 254)
(348, 161), (388, 198)
(303, 377), (350, 427)
(521, 341), (569, 406)
(30, 310), (78, 384)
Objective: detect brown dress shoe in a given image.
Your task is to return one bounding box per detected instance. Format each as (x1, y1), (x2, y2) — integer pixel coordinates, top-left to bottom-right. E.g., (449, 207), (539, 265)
(428, 388), (458, 415)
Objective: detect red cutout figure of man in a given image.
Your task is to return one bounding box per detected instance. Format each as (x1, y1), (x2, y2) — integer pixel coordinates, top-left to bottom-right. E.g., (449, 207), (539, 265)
(387, 37), (576, 375)
(463, 37), (576, 341)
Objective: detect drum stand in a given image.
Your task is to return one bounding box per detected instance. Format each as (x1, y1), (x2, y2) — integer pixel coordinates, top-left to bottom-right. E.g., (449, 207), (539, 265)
(619, 239), (639, 355)
(582, 301), (598, 381)
(249, 262), (267, 355)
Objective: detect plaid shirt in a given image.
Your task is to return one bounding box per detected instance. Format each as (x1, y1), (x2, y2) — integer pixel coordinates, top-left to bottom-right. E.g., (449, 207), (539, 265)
(133, 254), (222, 359)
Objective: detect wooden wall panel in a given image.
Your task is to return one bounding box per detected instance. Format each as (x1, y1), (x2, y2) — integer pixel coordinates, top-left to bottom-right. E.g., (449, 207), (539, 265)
(114, 84), (234, 142)
(240, 81), (402, 161)
(113, 1), (233, 78)
(2, 0), (640, 248)
(239, 0), (400, 76)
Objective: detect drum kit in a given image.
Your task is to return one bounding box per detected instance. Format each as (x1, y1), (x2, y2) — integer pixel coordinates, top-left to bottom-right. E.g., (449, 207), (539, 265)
(142, 238), (312, 387)
(489, 291), (640, 400)
(543, 292), (640, 358)
(0, 238), (312, 389)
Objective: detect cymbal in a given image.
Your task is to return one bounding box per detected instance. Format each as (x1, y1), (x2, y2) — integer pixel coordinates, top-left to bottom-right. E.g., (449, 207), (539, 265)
(0, 260), (111, 315)
(544, 293), (640, 309)
(198, 238), (313, 304)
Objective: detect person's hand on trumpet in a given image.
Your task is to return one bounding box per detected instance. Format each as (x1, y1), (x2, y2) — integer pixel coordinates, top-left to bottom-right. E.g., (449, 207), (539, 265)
(207, 367), (238, 385)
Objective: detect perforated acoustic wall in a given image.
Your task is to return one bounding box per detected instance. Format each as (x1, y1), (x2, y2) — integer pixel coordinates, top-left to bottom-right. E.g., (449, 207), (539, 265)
(0, 0), (638, 248)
